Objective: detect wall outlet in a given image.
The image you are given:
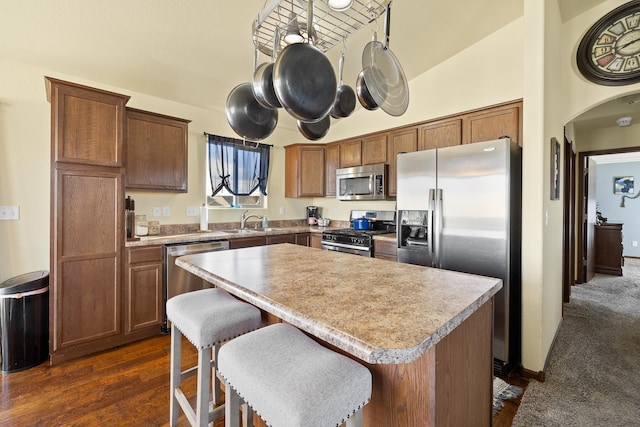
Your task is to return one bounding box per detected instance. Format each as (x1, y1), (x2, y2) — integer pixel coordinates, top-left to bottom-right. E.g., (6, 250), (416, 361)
(633, 241), (638, 247)
(186, 206), (198, 217)
(0, 206), (19, 220)
(279, 206), (285, 215)
(152, 207), (162, 217)
(162, 206), (170, 217)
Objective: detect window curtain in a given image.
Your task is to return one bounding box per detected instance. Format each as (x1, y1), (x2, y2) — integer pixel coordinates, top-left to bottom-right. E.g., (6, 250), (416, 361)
(206, 134), (271, 196)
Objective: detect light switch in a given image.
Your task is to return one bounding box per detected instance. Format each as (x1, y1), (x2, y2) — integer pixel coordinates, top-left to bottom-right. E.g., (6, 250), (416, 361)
(0, 206), (19, 220)
(162, 207), (171, 217)
(152, 207), (162, 217)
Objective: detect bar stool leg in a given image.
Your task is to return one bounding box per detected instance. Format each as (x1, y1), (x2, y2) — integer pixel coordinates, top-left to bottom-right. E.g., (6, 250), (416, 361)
(196, 348), (211, 427)
(169, 323), (182, 427)
(212, 343), (221, 406)
(225, 385), (241, 427)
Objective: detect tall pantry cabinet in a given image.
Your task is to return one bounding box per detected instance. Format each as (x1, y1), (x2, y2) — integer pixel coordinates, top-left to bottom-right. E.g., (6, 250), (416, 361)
(47, 77), (130, 364)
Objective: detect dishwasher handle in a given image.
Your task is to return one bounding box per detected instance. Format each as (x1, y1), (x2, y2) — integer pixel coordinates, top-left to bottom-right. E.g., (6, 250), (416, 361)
(165, 241), (230, 257)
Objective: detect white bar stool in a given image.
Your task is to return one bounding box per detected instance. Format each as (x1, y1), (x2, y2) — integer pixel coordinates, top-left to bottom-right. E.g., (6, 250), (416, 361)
(167, 288), (261, 427)
(218, 323), (372, 427)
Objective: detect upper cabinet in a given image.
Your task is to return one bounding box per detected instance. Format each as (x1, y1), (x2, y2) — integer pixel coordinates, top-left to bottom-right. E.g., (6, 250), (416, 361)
(339, 139), (362, 168)
(387, 127), (418, 196)
(285, 144), (325, 197)
(46, 77), (130, 167)
(362, 133), (388, 165)
(463, 104), (521, 145)
(325, 143), (339, 197)
(418, 118), (462, 151)
(125, 108), (190, 192)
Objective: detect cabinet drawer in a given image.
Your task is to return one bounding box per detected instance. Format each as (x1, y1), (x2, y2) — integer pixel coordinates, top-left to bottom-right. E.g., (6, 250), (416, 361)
(128, 246), (163, 264)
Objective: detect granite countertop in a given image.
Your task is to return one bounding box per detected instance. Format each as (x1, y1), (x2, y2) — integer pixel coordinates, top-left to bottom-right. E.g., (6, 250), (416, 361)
(125, 225), (332, 247)
(176, 244), (502, 364)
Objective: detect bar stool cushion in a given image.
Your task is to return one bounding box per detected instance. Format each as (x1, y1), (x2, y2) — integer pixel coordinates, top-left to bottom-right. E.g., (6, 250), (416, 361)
(166, 288), (261, 350)
(218, 323), (372, 427)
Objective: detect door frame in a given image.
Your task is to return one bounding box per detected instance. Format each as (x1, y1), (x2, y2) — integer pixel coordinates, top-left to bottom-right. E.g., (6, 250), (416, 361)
(562, 131), (576, 303)
(575, 145), (640, 284)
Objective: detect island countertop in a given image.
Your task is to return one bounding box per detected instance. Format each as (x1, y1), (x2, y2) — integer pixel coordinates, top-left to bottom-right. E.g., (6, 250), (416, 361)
(176, 243), (502, 364)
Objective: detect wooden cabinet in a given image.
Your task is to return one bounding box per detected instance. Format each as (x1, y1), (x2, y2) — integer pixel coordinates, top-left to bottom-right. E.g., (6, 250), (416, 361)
(374, 238), (397, 261)
(387, 127), (418, 196)
(229, 236), (267, 249)
(418, 118), (462, 151)
(266, 234), (296, 245)
(285, 144), (325, 197)
(463, 104), (521, 145)
(325, 143), (339, 197)
(124, 246), (163, 335)
(594, 223), (624, 276)
(46, 77), (129, 167)
(310, 233), (323, 249)
(339, 139), (362, 168)
(362, 133), (388, 165)
(125, 108), (190, 192)
(295, 233), (311, 246)
(47, 77), (131, 364)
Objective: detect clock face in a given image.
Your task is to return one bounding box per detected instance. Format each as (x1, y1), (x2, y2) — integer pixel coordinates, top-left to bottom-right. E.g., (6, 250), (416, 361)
(577, 1), (640, 85)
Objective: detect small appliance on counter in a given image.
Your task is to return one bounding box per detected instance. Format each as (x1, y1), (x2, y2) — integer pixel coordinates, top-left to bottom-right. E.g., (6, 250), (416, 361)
(321, 210), (395, 257)
(125, 196), (136, 239)
(307, 206), (320, 225)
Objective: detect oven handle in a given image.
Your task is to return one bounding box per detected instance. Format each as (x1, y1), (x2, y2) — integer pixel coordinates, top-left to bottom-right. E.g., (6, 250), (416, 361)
(321, 241), (371, 252)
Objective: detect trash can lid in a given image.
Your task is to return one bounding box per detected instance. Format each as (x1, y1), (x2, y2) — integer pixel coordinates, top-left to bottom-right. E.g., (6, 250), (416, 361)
(0, 270), (49, 296)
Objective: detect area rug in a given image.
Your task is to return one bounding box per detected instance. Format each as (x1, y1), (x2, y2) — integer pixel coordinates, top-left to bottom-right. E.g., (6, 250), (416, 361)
(493, 377), (522, 415)
(512, 258), (640, 426)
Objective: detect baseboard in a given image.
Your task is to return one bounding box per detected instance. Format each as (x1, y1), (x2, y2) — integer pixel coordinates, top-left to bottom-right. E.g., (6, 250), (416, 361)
(518, 314), (566, 383)
(624, 256), (640, 260)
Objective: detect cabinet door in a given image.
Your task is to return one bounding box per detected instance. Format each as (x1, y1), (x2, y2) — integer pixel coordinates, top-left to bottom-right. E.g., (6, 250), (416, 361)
(229, 236), (267, 249)
(340, 139), (362, 167)
(47, 77), (130, 167)
(125, 109), (190, 192)
(374, 239), (397, 261)
(285, 144), (325, 197)
(463, 105), (520, 145)
(310, 233), (323, 249)
(387, 127), (418, 196)
(266, 234), (296, 245)
(125, 246), (163, 334)
(325, 143), (339, 197)
(51, 166), (123, 355)
(418, 119), (462, 151)
(362, 133), (388, 165)
(295, 233), (311, 246)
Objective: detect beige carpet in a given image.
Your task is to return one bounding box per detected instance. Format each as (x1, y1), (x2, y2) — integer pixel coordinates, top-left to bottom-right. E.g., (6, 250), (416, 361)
(512, 258), (640, 426)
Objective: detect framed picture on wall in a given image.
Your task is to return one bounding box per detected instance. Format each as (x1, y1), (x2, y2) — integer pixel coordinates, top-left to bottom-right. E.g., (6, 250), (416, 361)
(613, 176), (634, 194)
(550, 137), (560, 200)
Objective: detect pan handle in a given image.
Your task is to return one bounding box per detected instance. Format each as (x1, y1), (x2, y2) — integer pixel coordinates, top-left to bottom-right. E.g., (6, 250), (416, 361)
(383, 3), (391, 49)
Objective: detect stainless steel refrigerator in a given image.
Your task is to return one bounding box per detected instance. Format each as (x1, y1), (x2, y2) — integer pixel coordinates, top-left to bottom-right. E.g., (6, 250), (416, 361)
(396, 138), (521, 375)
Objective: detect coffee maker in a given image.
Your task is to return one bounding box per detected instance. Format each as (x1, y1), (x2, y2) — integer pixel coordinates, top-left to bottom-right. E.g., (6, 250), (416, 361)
(306, 206), (320, 225)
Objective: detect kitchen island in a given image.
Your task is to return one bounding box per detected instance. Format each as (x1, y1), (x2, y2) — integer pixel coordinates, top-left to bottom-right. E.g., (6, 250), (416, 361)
(176, 244), (502, 426)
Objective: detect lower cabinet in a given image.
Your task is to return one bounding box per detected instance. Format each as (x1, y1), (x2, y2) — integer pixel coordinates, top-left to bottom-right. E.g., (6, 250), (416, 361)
(230, 236), (267, 249)
(124, 246), (164, 335)
(374, 239), (397, 261)
(310, 233), (323, 249)
(266, 234), (296, 245)
(295, 233), (310, 246)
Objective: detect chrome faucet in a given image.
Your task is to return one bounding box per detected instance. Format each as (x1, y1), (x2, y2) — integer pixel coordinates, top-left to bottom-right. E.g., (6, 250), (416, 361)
(240, 210), (263, 230)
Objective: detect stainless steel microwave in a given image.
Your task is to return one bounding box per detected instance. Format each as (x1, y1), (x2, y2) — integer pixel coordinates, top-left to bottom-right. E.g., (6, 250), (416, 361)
(336, 163), (388, 201)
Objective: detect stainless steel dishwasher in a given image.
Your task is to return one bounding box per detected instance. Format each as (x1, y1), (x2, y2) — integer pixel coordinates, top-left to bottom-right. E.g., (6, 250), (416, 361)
(163, 240), (229, 332)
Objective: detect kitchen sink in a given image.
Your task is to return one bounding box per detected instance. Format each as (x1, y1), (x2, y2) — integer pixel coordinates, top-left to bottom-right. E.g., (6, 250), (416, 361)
(222, 229), (259, 234)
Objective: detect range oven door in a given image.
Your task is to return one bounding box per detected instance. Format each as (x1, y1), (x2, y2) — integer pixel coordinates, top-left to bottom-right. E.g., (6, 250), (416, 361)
(321, 241), (372, 257)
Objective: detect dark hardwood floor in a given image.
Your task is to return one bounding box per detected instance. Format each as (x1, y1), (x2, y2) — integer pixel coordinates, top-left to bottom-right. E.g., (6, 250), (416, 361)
(0, 335), (527, 426)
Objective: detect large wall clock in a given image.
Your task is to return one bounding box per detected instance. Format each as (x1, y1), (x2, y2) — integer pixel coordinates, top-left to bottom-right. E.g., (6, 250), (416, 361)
(577, 0), (640, 85)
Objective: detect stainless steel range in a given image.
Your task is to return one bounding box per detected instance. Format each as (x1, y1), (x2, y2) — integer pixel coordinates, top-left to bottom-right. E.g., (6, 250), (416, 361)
(321, 210), (396, 257)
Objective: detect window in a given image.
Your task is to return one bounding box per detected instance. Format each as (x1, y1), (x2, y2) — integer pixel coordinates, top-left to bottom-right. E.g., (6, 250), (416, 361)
(205, 134), (271, 208)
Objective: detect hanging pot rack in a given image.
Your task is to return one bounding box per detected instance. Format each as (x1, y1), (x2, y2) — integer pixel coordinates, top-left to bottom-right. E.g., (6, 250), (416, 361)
(252, 0), (391, 56)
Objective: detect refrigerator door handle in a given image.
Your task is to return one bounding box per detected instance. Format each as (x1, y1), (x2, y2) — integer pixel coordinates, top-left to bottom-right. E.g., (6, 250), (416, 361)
(434, 188), (443, 268)
(428, 189), (435, 265)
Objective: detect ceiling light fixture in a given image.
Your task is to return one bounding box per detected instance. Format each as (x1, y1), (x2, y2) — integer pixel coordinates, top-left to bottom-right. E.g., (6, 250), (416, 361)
(328, 0), (354, 12)
(616, 116), (632, 127)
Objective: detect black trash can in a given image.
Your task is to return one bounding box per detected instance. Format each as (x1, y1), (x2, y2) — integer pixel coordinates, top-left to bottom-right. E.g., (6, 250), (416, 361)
(0, 270), (49, 373)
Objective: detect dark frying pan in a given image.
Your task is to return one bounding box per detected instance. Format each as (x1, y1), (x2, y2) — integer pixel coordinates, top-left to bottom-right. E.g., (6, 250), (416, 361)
(252, 31), (282, 109)
(330, 52), (356, 119)
(225, 83), (278, 141)
(356, 70), (378, 110)
(297, 114), (330, 140)
(273, 1), (336, 122)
